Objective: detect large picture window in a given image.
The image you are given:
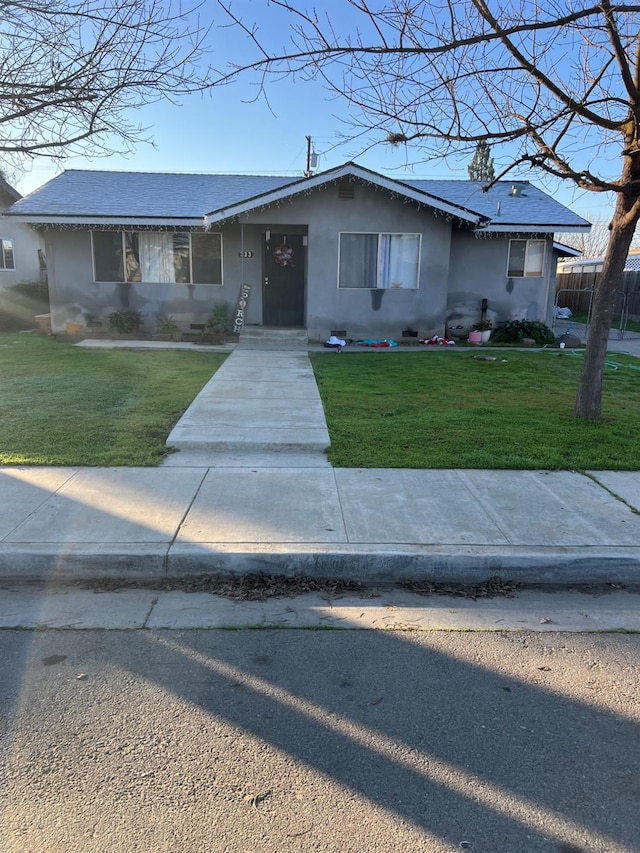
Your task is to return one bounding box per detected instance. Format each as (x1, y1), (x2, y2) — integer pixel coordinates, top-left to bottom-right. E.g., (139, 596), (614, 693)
(339, 232), (421, 289)
(0, 238), (15, 270)
(92, 231), (222, 284)
(507, 239), (546, 277)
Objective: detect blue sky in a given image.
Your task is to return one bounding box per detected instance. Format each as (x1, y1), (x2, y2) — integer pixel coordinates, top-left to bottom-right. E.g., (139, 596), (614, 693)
(11, 0), (619, 226)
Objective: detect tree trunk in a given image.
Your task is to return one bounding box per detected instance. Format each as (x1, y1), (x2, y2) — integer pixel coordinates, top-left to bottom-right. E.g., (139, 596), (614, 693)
(574, 165), (640, 420)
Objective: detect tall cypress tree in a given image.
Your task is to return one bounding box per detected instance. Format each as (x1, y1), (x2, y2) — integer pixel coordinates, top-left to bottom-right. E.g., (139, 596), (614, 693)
(468, 141), (495, 181)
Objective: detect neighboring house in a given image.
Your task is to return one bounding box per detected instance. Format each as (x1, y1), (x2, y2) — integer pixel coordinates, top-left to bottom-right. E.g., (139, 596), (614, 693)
(5, 162), (589, 339)
(0, 177), (45, 288)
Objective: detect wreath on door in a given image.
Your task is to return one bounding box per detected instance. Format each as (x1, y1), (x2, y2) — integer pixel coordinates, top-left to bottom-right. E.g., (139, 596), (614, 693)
(273, 241), (295, 267)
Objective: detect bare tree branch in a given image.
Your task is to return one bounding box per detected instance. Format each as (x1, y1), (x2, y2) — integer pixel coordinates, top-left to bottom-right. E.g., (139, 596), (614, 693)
(210, 0), (640, 419)
(0, 0), (212, 167)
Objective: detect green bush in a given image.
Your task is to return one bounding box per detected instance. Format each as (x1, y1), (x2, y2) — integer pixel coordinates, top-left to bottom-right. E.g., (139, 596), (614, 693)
(108, 309), (144, 334)
(491, 319), (556, 345)
(206, 303), (234, 335)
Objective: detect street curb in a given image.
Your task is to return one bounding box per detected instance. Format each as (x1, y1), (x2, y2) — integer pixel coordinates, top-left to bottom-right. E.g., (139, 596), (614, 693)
(1, 543), (639, 585)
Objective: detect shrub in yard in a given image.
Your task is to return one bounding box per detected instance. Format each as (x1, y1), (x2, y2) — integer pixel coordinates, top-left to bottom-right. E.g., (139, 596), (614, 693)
(108, 309), (144, 334)
(154, 312), (181, 340)
(492, 319), (556, 345)
(206, 303), (234, 336)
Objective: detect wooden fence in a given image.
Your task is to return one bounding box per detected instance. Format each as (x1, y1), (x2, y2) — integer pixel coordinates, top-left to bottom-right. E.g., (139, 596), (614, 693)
(556, 270), (640, 314)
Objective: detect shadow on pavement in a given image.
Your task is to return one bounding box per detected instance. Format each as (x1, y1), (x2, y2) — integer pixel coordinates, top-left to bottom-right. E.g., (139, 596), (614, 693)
(1, 628), (637, 851)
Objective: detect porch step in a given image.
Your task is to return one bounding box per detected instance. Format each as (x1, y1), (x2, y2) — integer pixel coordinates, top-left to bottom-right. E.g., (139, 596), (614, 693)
(240, 326), (308, 345)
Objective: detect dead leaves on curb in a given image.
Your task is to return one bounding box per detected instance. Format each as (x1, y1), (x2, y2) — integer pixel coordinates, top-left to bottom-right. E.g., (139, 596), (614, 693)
(72, 572), (520, 601)
(400, 575), (520, 600)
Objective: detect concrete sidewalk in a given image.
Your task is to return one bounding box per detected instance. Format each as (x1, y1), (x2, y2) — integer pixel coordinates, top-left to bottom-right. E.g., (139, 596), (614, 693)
(1, 465), (639, 584)
(2, 342), (639, 586)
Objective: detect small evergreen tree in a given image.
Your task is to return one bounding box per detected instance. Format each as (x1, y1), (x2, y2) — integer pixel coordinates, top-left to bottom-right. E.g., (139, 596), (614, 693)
(467, 141), (495, 182)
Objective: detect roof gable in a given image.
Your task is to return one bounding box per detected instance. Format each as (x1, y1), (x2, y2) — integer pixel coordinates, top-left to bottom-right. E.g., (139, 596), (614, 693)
(203, 162), (488, 227)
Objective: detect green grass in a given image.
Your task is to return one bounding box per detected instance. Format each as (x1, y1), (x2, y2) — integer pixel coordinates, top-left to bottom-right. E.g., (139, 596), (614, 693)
(310, 349), (640, 469)
(0, 334), (225, 465)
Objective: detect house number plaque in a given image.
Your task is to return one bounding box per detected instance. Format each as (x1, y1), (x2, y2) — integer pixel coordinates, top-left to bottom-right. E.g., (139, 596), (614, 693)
(238, 251), (253, 258)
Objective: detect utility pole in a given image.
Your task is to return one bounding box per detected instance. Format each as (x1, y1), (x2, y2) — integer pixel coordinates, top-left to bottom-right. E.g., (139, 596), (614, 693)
(305, 135), (318, 176)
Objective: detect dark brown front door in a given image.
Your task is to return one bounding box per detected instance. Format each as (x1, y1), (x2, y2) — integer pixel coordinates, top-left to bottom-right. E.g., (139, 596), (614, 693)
(263, 232), (305, 327)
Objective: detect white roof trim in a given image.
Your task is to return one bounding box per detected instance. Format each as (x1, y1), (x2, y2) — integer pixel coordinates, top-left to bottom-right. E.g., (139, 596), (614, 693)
(204, 162), (487, 227)
(484, 223), (591, 234)
(553, 241), (582, 257)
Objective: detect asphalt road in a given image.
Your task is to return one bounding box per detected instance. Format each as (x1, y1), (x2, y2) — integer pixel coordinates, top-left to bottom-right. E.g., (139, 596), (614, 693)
(1, 629), (639, 852)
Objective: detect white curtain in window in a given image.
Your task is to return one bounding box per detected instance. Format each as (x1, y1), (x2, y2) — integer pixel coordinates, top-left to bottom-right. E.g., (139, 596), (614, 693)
(137, 233), (175, 282)
(379, 234), (420, 289)
(525, 240), (545, 276)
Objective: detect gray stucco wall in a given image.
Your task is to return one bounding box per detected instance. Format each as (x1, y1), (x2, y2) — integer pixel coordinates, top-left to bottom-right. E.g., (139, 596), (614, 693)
(446, 230), (554, 328)
(43, 228), (233, 335)
(239, 182), (452, 341)
(0, 189), (43, 287)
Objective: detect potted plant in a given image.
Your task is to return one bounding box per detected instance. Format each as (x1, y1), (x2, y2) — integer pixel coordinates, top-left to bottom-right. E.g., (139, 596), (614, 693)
(473, 318), (493, 343)
(65, 320), (84, 335)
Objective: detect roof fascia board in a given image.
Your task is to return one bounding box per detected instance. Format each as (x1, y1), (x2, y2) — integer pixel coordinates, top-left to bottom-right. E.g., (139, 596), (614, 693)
(553, 242), (582, 256)
(204, 163), (484, 225)
(484, 223), (591, 234)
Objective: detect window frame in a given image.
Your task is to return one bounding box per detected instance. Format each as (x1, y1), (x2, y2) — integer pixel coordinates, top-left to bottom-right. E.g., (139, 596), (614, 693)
(91, 229), (223, 285)
(507, 238), (546, 278)
(0, 238), (15, 271)
(337, 231), (422, 290)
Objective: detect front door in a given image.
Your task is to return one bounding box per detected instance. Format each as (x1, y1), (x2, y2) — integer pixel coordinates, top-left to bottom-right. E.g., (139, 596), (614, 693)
(263, 232), (305, 327)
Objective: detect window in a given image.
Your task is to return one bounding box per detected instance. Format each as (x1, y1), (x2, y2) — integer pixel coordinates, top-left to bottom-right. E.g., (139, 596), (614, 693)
(0, 239), (15, 270)
(92, 231), (222, 284)
(507, 239), (546, 277)
(338, 233), (421, 289)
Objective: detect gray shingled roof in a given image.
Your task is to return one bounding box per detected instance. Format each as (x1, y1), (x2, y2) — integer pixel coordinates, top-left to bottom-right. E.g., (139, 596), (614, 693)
(8, 165), (590, 232)
(404, 179), (590, 230)
(10, 170), (299, 220)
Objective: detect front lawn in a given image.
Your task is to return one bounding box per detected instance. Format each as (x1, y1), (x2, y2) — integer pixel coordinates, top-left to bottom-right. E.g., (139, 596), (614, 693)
(0, 334), (225, 465)
(310, 349), (640, 469)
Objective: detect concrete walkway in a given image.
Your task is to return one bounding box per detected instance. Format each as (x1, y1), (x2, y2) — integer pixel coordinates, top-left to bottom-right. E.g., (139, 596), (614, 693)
(166, 345), (330, 453)
(2, 340), (639, 586)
